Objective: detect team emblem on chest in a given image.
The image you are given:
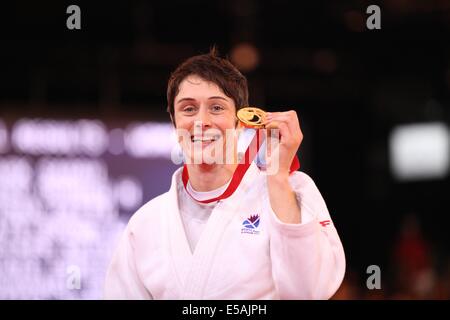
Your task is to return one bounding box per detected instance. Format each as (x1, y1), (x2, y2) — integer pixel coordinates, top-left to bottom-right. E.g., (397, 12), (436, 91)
(241, 214), (260, 235)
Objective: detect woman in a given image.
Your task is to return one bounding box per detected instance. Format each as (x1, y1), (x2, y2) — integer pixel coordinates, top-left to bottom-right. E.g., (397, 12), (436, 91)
(104, 49), (345, 299)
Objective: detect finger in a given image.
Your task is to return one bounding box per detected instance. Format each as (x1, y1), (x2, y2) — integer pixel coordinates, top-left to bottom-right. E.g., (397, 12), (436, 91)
(266, 111), (301, 135)
(265, 111), (302, 144)
(265, 120), (279, 131)
(265, 111), (297, 129)
(274, 121), (293, 146)
(264, 120), (290, 140)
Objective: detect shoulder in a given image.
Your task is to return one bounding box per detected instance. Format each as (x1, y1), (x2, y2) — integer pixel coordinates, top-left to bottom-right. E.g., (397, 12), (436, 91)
(288, 171), (329, 212)
(127, 166), (182, 232)
(126, 192), (169, 233)
(288, 170), (322, 192)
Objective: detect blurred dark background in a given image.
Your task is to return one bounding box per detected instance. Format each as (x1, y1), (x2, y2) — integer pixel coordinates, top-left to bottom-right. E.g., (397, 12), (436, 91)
(0, 0), (449, 299)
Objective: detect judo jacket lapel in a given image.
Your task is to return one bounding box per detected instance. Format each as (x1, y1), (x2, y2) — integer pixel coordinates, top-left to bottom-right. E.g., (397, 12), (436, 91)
(165, 164), (260, 299)
(164, 169), (193, 294)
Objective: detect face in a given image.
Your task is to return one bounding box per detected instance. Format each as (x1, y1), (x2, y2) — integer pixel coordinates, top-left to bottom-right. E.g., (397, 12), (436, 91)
(173, 75), (238, 165)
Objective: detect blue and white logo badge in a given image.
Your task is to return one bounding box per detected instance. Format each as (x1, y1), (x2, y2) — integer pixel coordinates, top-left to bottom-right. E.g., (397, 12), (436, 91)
(241, 214), (260, 235)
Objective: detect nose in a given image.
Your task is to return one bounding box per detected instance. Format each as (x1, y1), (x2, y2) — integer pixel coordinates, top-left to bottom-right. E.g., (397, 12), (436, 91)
(195, 107), (212, 130)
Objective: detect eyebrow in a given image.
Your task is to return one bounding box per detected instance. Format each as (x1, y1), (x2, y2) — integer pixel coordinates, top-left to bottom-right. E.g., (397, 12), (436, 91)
(175, 96), (229, 104)
(208, 96), (229, 101)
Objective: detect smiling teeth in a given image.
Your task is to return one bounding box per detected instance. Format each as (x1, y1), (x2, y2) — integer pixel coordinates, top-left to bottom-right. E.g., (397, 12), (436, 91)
(191, 134), (222, 142)
(192, 137), (216, 142)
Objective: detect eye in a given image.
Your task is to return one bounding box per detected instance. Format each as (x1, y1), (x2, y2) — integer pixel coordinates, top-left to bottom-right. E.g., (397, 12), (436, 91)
(183, 105), (197, 113)
(211, 105), (224, 113)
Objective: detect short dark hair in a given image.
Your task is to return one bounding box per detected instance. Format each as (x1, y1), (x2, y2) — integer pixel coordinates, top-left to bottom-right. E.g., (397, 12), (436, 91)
(166, 47), (249, 124)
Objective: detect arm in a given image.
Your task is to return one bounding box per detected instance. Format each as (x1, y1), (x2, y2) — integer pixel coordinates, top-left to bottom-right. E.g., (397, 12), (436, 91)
(267, 174), (302, 223)
(264, 110), (345, 299)
(264, 110), (303, 224)
(267, 172), (346, 299)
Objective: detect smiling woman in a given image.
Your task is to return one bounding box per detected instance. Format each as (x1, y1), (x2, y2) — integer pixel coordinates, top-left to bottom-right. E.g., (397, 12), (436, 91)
(174, 74), (239, 191)
(103, 48), (346, 300)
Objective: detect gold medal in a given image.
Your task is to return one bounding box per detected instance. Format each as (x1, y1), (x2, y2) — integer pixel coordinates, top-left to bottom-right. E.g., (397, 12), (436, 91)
(237, 107), (267, 128)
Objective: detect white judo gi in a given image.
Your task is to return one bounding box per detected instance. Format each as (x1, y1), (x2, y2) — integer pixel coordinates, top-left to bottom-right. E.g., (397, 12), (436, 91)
(103, 163), (346, 299)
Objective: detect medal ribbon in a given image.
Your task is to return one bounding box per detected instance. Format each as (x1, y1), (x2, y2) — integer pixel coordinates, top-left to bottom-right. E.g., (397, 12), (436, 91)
(182, 129), (300, 204)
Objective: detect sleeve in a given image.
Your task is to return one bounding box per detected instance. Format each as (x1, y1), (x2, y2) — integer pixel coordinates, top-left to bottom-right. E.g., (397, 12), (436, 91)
(103, 223), (153, 300)
(266, 171), (346, 300)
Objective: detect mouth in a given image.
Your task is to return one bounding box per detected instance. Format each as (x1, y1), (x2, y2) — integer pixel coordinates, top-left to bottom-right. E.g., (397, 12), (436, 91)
(191, 135), (221, 143)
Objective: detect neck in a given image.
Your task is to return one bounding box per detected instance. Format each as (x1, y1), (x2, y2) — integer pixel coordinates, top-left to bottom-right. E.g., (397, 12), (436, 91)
(186, 163), (237, 192)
